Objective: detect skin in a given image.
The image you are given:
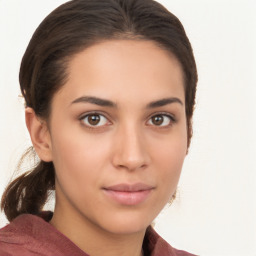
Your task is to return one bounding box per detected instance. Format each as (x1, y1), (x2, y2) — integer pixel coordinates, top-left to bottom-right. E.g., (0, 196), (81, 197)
(26, 40), (187, 256)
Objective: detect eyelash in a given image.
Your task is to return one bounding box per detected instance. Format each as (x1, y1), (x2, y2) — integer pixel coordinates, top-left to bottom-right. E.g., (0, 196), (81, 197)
(79, 112), (111, 129)
(146, 112), (176, 127)
(79, 112), (176, 129)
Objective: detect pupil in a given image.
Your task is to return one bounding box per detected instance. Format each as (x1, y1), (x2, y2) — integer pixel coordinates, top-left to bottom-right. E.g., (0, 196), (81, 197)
(153, 116), (163, 125)
(88, 115), (100, 125)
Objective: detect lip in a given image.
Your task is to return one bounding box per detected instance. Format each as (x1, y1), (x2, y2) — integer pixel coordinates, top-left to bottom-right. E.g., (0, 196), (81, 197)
(102, 183), (154, 206)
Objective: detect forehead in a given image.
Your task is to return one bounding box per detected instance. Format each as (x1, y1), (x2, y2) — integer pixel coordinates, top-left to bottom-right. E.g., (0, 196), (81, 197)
(55, 40), (185, 106)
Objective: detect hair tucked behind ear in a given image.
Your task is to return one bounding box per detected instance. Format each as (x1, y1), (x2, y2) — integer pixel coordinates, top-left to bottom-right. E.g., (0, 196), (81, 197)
(1, 0), (197, 221)
(1, 148), (55, 222)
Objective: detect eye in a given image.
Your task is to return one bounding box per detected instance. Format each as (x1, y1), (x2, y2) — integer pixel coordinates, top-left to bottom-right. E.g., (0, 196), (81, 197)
(147, 114), (175, 127)
(80, 113), (109, 127)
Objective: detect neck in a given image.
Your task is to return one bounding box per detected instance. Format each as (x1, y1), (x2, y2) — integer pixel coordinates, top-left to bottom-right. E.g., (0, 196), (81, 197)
(50, 206), (146, 256)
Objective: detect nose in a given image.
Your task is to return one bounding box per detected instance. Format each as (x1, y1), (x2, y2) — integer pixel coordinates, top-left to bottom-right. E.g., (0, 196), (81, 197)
(111, 123), (150, 172)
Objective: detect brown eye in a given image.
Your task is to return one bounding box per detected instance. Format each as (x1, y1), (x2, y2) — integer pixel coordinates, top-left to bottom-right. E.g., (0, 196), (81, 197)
(151, 115), (164, 126)
(148, 114), (174, 127)
(81, 113), (109, 127)
(88, 115), (100, 125)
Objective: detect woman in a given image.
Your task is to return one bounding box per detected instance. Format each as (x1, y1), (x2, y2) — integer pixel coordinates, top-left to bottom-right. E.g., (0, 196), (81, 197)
(0, 0), (198, 255)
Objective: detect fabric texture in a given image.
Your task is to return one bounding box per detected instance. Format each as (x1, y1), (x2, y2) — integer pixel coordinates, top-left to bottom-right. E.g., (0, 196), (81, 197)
(0, 213), (197, 256)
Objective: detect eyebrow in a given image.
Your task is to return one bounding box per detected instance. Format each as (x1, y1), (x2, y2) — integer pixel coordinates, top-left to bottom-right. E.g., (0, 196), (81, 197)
(71, 96), (183, 108)
(146, 97), (183, 108)
(71, 96), (117, 107)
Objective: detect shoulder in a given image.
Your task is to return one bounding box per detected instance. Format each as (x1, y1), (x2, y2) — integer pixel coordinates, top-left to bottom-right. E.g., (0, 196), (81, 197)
(144, 226), (198, 256)
(0, 213), (87, 256)
(0, 214), (42, 256)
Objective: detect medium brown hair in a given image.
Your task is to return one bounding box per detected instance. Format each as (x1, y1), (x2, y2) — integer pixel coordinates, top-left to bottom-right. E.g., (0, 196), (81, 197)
(1, 0), (197, 221)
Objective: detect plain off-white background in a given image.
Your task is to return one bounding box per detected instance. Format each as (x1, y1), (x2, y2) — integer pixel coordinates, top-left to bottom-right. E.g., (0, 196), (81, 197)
(0, 0), (255, 255)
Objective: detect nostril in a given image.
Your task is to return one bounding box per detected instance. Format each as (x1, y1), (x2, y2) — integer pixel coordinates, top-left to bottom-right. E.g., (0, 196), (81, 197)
(115, 161), (148, 172)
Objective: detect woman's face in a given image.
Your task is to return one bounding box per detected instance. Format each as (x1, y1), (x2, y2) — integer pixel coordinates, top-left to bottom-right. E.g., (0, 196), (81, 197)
(47, 40), (187, 234)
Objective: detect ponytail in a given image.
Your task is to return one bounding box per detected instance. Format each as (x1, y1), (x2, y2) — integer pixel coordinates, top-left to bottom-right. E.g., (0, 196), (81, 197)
(1, 148), (55, 222)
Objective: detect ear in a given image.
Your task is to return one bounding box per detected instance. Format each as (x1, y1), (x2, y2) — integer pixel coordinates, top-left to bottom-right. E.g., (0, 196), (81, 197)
(25, 108), (53, 162)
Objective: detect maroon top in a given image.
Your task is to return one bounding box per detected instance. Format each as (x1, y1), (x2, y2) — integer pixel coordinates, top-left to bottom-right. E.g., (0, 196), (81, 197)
(0, 213), (197, 256)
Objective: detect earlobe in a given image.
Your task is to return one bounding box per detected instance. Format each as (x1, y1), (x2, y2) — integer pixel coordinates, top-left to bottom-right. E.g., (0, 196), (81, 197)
(25, 108), (53, 162)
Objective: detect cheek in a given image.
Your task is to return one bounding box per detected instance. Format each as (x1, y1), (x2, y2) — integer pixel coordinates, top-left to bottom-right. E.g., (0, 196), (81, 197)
(158, 148), (185, 183)
(50, 131), (112, 214)
(151, 132), (187, 192)
(50, 127), (111, 188)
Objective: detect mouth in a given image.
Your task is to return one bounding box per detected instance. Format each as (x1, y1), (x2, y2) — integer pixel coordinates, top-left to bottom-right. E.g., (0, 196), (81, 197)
(102, 183), (154, 206)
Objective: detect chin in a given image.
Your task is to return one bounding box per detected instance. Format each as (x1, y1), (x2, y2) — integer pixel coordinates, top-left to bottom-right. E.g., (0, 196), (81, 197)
(95, 210), (155, 235)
